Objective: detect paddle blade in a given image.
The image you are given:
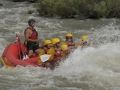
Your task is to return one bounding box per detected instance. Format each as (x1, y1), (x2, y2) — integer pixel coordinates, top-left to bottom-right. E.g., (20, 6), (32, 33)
(22, 55), (29, 60)
(40, 54), (51, 62)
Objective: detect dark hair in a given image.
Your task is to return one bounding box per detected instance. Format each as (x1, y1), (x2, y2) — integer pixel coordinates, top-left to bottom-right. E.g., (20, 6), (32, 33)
(28, 19), (35, 26)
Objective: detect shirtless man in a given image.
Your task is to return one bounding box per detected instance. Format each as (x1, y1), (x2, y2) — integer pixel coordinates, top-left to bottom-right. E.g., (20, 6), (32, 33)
(24, 19), (40, 57)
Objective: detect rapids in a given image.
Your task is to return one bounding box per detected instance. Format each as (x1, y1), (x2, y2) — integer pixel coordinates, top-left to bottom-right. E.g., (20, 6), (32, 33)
(0, 0), (120, 90)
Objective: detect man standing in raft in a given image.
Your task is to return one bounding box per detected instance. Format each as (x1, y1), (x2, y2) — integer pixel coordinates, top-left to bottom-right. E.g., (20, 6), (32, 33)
(24, 19), (40, 57)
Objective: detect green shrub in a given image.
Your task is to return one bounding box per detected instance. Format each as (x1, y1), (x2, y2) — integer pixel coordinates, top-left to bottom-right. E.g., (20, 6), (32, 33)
(94, 1), (107, 18)
(106, 0), (120, 18)
(35, 0), (120, 18)
(35, 0), (84, 18)
(54, 0), (78, 18)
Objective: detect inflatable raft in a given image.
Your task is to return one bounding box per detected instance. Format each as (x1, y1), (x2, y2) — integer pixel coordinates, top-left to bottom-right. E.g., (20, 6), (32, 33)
(0, 43), (40, 68)
(0, 33), (69, 69)
(0, 33), (44, 68)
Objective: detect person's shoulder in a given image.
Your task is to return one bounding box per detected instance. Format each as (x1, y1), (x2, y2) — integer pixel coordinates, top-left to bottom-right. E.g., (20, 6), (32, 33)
(25, 27), (32, 33)
(25, 27), (31, 30)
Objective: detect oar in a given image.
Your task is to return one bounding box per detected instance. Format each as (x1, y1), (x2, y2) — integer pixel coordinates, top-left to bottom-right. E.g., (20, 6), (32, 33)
(16, 32), (22, 59)
(39, 54), (51, 62)
(15, 32), (29, 60)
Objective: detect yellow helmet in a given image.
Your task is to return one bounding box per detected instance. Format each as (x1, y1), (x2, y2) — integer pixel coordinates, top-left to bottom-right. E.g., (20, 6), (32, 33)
(66, 33), (73, 37)
(44, 40), (52, 45)
(52, 38), (60, 45)
(61, 44), (68, 50)
(81, 35), (88, 41)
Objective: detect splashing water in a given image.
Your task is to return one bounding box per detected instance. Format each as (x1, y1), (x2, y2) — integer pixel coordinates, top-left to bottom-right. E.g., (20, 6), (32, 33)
(0, 0), (120, 90)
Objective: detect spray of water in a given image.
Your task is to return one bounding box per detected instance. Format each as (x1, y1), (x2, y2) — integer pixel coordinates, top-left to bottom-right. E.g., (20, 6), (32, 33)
(0, 0), (120, 89)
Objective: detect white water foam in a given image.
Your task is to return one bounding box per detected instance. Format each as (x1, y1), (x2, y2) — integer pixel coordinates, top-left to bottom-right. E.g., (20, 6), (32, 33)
(0, 0), (120, 89)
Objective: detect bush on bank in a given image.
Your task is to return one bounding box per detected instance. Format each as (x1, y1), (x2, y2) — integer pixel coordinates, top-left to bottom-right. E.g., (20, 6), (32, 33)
(35, 0), (120, 19)
(35, 0), (85, 18)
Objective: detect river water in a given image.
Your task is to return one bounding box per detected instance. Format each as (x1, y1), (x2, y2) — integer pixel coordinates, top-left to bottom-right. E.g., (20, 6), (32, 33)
(0, 0), (120, 90)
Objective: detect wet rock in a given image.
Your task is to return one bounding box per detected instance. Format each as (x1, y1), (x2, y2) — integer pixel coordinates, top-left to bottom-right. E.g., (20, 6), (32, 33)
(0, 3), (3, 6)
(28, 10), (34, 14)
(75, 14), (88, 20)
(87, 11), (97, 19)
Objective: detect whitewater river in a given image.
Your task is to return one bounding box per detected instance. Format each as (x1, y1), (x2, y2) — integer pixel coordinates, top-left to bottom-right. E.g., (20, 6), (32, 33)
(0, 0), (120, 90)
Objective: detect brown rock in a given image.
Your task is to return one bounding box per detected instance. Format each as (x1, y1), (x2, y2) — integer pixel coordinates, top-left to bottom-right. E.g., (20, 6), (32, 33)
(0, 3), (3, 6)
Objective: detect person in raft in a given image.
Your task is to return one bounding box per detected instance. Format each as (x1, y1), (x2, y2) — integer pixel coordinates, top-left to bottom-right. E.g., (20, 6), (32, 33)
(38, 40), (54, 68)
(24, 19), (40, 58)
(80, 35), (91, 49)
(51, 38), (69, 67)
(63, 33), (77, 51)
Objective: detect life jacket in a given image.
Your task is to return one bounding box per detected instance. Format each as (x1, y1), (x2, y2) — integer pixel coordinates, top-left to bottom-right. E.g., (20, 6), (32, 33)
(55, 49), (62, 57)
(40, 46), (48, 54)
(53, 48), (62, 62)
(38, 47), (50, 65)
(29, 29), (38, 40)
(25, 27), (38, 40)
